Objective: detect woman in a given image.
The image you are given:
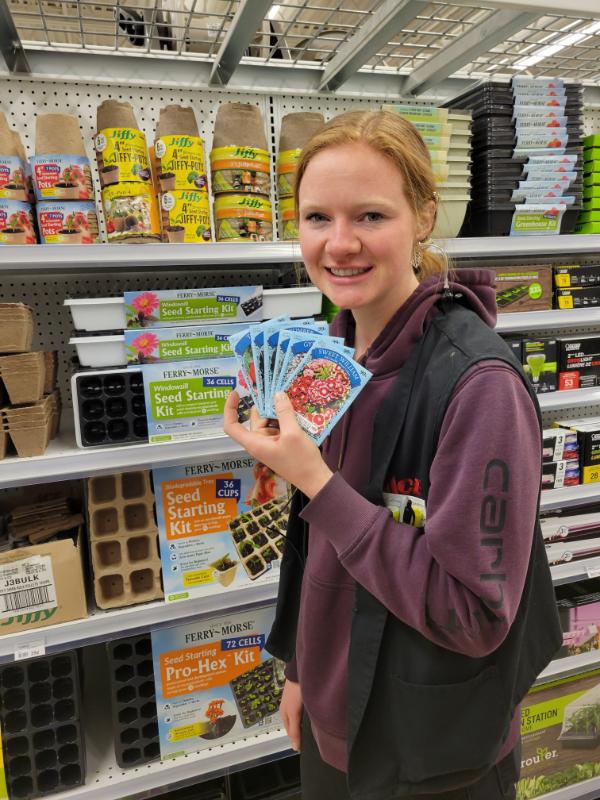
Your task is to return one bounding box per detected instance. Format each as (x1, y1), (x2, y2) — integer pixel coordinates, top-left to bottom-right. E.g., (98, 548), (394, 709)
(223, 111), (561, 800)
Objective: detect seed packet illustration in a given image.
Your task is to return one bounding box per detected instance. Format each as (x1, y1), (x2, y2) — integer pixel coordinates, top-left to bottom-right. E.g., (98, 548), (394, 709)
(273, 333), (351, 402)
(265, 320), (328, 417)
(281, 343), (372, 445)
(249, 316), (290, 416)
(230, 329), (260, 410)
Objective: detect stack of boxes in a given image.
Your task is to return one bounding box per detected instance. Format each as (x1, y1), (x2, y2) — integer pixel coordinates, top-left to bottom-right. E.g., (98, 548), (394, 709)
(576, 134), (600, 234)
(0, 112), (36, 245)
(451, 78), (583, 236)
(554, 263), (600, 308)
(541, 427), (580, 490)
(382, 104), (472, 237)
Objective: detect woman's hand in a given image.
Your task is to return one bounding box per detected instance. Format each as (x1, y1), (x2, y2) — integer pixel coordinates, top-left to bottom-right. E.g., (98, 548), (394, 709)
(280, 679), (303, 752)
(223, 391), (333, 499)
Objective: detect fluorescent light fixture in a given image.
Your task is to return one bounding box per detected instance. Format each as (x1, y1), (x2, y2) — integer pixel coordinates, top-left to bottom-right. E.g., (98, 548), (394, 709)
(514, 18), (600, 69)
(267, 4), (281, 20)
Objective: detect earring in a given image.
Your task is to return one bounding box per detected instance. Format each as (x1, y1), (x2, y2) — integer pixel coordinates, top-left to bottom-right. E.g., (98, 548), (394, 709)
(411, 240), (424, 274)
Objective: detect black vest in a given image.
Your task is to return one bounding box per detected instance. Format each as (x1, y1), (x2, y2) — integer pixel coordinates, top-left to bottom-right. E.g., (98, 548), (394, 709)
(266, 301), (562, 799)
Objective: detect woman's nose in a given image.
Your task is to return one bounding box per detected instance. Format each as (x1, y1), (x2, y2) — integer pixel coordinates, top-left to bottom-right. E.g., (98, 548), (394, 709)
(324, 220), (361, 257)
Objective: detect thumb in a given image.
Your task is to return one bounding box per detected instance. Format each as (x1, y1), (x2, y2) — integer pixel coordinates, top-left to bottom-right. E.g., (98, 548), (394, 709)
(275, 391), (298, 431)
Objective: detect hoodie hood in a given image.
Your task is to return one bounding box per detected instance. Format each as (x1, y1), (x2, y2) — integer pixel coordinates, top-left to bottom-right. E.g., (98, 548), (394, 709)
(330, 268), (497, 379)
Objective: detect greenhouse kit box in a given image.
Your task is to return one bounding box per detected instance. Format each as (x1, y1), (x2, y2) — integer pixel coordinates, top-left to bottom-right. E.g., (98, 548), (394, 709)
(556, 287), (600, 309)
(554, 264), (600, 288)
(554, 417), (600, 484)
(124, 287), (263, 328)
(151, 605), (284, 759)
(491, 265), (552, 313)
(522, 338), (557, 393)
(556, 580), (600, 658)
(153, 456), (288, 604)
(518, 669), (600, 799)
(558, 335), (600, 389)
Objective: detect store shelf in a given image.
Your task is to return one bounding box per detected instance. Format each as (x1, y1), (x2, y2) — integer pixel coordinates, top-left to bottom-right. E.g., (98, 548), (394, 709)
(551, 556), (600, 586)
(541, 484), (600, 512)
(2, 235), (600, 274)
(496, 308), (600, 333)
(540, 779), (600, 800)
(536, 649), (600, 686)
(538, 388), (600, 411)
(0, 421), (245, 489)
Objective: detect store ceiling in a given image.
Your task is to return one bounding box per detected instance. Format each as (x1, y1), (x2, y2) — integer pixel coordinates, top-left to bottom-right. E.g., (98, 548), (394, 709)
(3, 0), (600, 92)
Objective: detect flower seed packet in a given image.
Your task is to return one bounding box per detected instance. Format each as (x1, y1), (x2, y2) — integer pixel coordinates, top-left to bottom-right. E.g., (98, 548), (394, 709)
(249, 316), (290, 416)
(229, 329), (260, 410)
(281, 342), (372, 445)
(273, 332), (352, 402)
(265, 320), (328, 417)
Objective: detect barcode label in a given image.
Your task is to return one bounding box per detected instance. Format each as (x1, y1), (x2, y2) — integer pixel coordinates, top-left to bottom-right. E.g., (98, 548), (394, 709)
(0, 556), (57, 620)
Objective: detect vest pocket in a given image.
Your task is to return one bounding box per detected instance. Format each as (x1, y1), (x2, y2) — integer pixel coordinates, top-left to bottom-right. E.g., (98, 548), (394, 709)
(390, 665), (506, 784)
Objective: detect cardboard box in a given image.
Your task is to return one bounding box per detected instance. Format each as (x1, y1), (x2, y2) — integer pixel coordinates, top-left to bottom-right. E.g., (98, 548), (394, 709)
(554, 264), (600, 288)
(542, 460), (580, 490)
(554, 417), (600, 484)
(0, 536), (87, 635)
(519, 669), (600, 798)
(558, 335), (600, 389)
(492, 265), (553, 313)
(542, 429), (579, 463)
(556, 287), (600, 309)
(556, 580), (600, 658)
(522, 338), (557, 393)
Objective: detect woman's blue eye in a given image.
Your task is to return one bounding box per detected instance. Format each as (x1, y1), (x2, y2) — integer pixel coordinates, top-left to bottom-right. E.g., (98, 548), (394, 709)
(306, 212), (327, 222)
(364, 212), (383, 222)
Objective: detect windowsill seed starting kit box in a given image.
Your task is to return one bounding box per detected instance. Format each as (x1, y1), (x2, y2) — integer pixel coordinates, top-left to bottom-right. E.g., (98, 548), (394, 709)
(153, 457), (288, 603)
(151, 606), (283, 759)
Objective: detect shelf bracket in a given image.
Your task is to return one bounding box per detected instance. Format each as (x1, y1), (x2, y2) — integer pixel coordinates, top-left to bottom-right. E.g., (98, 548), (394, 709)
(0, 0), (29, 73)
(403, 8), (537, 96)
(317, 0), (427, 93)
(208, 0), (273, 87)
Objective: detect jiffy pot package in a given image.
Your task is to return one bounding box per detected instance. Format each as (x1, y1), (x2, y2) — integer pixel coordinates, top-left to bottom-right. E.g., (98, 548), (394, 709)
(153, 456), (288, 603)
(151, 605), (284, 759)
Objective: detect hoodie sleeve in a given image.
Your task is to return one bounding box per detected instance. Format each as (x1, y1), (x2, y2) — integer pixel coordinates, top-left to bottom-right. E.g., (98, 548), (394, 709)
(299, 361), (541, 658)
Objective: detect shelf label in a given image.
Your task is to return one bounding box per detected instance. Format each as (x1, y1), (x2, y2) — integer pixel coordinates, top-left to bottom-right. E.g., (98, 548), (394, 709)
(14, 639), (46, 662)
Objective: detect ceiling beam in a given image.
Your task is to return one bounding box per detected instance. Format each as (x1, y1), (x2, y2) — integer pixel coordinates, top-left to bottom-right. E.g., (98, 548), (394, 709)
(0, 0), (29, 73)
(404, 8), (537, 96)
(208, 0), (273, 87)
(317, 0), (427, 93)
(473, 0), (599, 17)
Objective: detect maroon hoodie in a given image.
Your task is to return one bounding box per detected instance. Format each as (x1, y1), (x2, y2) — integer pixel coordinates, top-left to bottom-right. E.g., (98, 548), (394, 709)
(287, 270), (541, 772)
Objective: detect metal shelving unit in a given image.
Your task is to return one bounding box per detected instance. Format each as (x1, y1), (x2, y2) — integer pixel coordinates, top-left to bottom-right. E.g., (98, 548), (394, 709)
(541, 484), (600, 511)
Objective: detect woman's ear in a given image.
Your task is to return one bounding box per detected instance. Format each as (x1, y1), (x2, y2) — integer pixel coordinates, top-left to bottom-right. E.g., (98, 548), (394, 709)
(416, 198), (438, 241)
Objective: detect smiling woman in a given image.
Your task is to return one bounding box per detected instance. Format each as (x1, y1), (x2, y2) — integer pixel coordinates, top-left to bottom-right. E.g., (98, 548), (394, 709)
(223, 110), (561, 800)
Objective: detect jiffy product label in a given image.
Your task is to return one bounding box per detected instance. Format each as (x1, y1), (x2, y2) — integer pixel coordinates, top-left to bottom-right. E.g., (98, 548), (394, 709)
(510, 204), (566, 236)
(277, 148), (301, 197)
(160, 190), (212, 243)
(0, 200), (36, 245)
(151, 606), (283, 759)
(214, 194), (273, 242)
(36, 201), (99, 244)
(102, 182), (160, 240)
(141, 358), (239, 443)
(155, 135), (207, 192)
(29, 154), (94, 201)
(0, 556), (57, 620)
(0, 156), (28, 201)
(210, 146), (270, 196)
(153, 457), (288, 603)
(278, 196), (298, 240)
(95, 127), (151, 187)
(125, 287), (263, 328)
(125, 323), (250, 365)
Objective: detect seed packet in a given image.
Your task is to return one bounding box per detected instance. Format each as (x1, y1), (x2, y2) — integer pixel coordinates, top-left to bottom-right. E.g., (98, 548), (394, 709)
(229, 329), (260, 410)
(265, 320), (328, 417)
(273, 332), (352, 403)
(280, 342), (372, 445)
(249, 316), (290, 415)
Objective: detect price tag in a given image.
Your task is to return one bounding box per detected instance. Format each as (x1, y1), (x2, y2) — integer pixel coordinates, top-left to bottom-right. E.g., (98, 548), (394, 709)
(586, 567), (600, 580)
(14, 639), (46, 662)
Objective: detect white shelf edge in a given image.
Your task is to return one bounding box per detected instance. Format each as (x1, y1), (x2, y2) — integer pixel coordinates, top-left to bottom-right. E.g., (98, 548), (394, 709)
(2, 234), (600, 272)
(538, 387), (600, 412)
(0, 581), (279, 663)
(551, 555), (600, 586)
(541, 484), (600, 512)
(536, 650), (600, 686)
(496, 308), (600, 333)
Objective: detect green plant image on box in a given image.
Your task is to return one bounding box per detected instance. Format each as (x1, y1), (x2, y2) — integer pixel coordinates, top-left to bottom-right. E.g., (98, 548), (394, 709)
(149, 378), (229, 419)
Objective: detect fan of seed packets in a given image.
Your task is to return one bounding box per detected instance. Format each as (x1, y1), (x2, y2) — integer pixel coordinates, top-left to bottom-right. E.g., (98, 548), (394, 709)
(230, 316), (372, 445)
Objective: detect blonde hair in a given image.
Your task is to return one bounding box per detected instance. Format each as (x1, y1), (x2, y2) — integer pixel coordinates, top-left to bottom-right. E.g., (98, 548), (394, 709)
(294, 110), (447, 281)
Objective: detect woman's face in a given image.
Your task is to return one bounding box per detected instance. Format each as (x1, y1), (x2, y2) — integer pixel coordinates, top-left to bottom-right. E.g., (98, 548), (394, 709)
(298, 142), (433, 318)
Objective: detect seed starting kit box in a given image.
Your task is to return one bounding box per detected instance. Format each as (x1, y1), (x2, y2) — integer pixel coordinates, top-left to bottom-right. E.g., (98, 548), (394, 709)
(490, 265), (552, 313)
(151, 606), (284, 759)
(518, 669), (600, 798)
(153, 456), (288, 603)
(558, 335), (600, 389)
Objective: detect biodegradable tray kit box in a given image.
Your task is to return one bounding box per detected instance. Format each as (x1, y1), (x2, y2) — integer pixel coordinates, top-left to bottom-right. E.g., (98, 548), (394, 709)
(151, 605), (283, 759)
(0, 538), (87, 635)
(522, 338), (557, 393)
(491, 265), (552, 312)
(153, 457), (288, 603)
(558, 335), (600, 389)
(518, 669), (600, 799)
(124, 287), (263, 329)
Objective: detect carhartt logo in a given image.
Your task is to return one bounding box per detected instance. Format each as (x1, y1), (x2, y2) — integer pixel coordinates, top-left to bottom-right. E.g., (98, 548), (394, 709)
(385, 476), (422, 497)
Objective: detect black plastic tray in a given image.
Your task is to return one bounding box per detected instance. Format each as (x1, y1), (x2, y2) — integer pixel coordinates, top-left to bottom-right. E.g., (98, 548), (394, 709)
(459, 203), (580, 237)
(0, 653), (85, 799)
(106, 634), (160, 768)
(73, 367), (148, 448)
(229, 755), (300, 800)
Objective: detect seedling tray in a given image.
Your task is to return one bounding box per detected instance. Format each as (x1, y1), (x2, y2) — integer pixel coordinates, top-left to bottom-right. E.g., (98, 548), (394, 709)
(229, 755), (300, 800)
(72, 367), (148, 448)
(229, 657), (285, 729)
(0, 652), (85, 799)
(228, 497), (288, 581)
(107, 634), (160, 768)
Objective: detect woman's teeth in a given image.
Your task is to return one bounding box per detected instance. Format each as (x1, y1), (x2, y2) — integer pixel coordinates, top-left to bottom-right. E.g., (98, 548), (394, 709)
(329, 267), (370, 277)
